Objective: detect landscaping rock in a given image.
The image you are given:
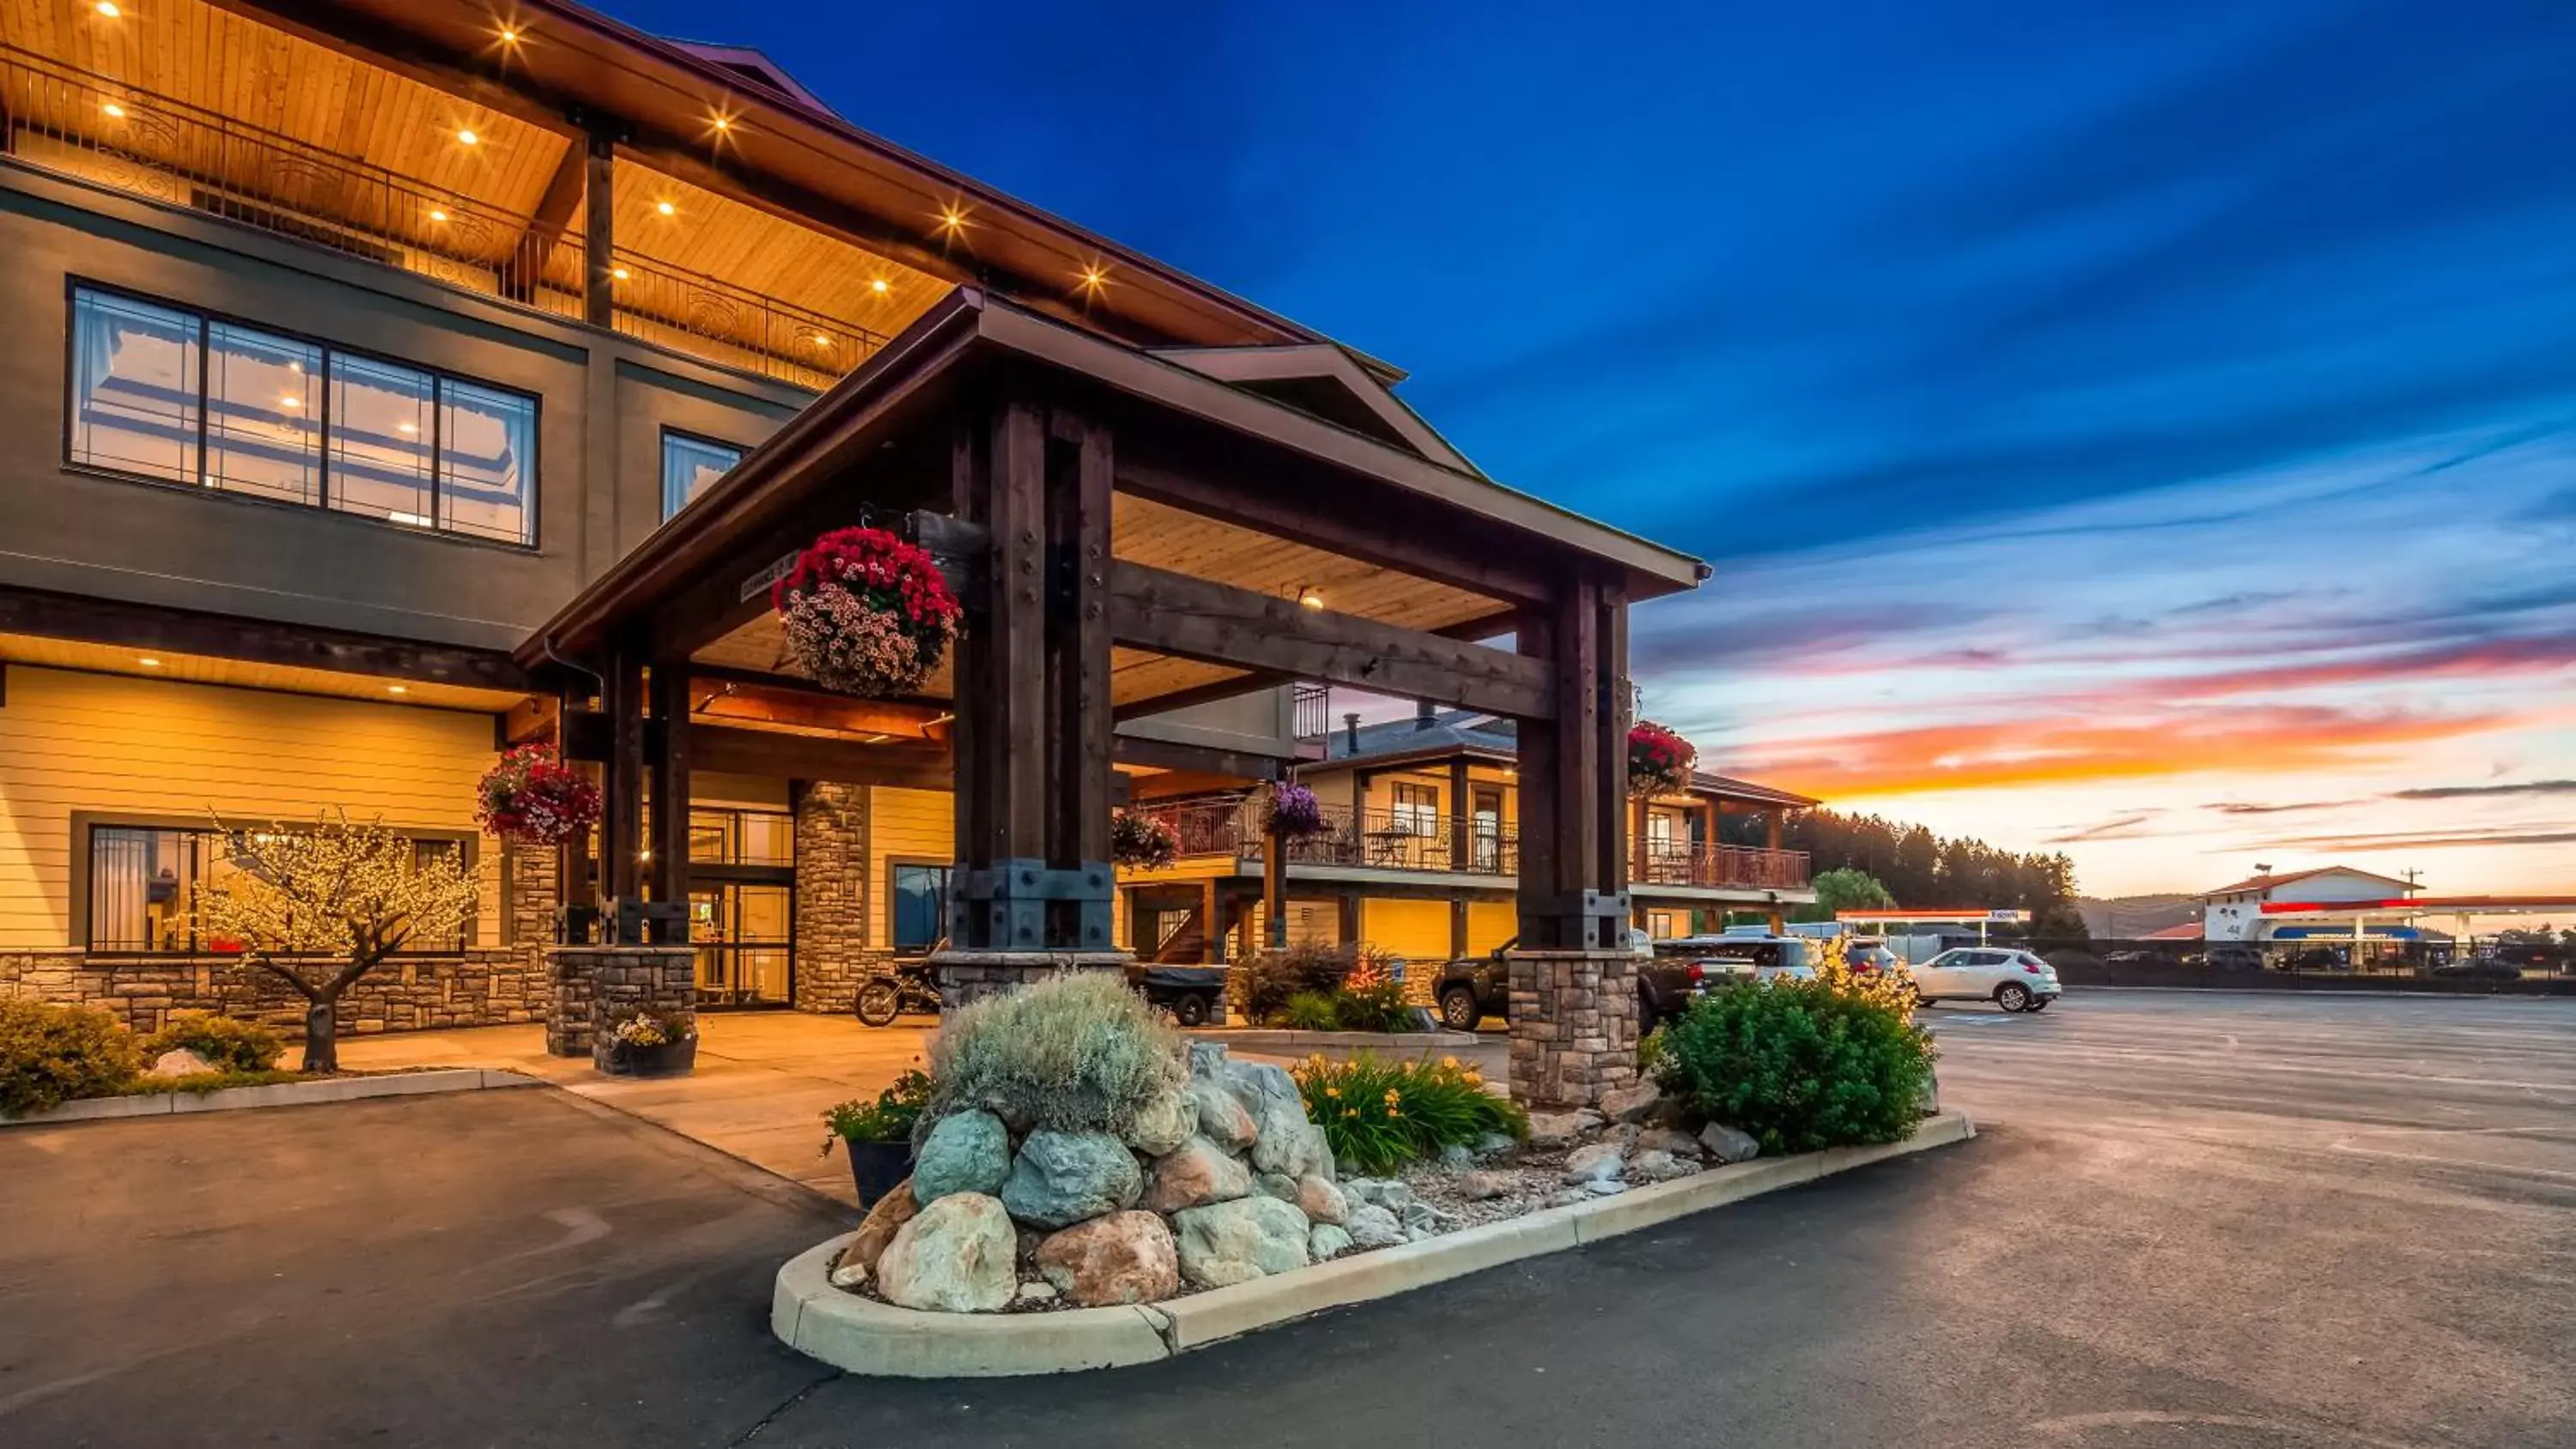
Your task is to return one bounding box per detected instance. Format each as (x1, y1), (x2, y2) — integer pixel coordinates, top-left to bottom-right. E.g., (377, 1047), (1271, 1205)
(912, 1110), (1011, 1203)
(1001, 1131), (1145, 1229)
(1172, 1196), (1311, 1288)
(1700, 1122), (1763, 1165)
(1436, 1143), (1476, 1172)
(1123, 1084), (1199, 1157)
(1309, 1222), (1354, 1259)
(1636, 1126), (1705, 1160)
(1397, 1198), (1450, 1234)
(829, 1262), (869, 1290)
(1295, 1173), (1349, 1225)
(1033, 1211), (1180, 1307)
(875, 1192), (1017, 1313)
(1188, 1078), (1260, 1152)
(1563, 1142), (1625, 1185)
(1527, 1109), (1606, 1147)
(1343, 1201), (1406, 1250)
(1340, 1177), (1420, 1214)
(1584, 1179), (1628, 1197)
(1630, 1149), (1694, 1182)
(1458, 1170), (1516, 1201)
(1016, 1281), (1059, 1304)
(1599, 1081), (1662, 1125)
(1253, 1171), (1299, 1203)
(1473, 1131), (1518, 1160)
(846, 1179), (920, 1273)
(146, 1048), (216, 1079)
(1541, 1187), (1591, 1209)
(1139, 1135), (1252, 1213)
(1188, 1040), (1232, 1077)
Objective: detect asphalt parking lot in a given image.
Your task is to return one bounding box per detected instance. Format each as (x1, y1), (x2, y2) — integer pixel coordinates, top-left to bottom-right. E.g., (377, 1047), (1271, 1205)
(3, 989), (2570, 1447)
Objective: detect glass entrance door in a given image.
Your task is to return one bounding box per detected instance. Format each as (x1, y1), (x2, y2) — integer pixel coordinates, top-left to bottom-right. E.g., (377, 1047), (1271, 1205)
(691, 882), (793, 1006)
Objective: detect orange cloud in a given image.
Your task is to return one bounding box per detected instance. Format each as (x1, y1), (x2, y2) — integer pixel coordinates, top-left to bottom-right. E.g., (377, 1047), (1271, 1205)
(1734, 704), (2518, 798)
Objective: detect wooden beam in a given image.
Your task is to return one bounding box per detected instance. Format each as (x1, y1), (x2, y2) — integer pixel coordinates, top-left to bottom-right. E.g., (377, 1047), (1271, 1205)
(647, 661), (692, 926)
(0, 585), (527, 691)
(690, 678), (945, 738)
(1109, 734), (1284, 781)
(582, 131), (616, 327)
(992, 400), (1049, 862)
(690, 725), (951, 789)
(1047, 413), (1115, 871)
(498, 139), (588, 305)
(501, 694), (557, 747)
(1107, 561), (1554, 719)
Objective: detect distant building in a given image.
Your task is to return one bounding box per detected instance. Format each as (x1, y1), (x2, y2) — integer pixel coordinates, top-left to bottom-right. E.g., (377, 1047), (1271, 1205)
(2201, 867), (2419, 943)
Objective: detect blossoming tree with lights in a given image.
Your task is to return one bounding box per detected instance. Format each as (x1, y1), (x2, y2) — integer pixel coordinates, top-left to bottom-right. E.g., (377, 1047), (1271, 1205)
(1628, 719), (1698, 797)
(774, 525), (963, 696)
(191, 810), (479, 1073)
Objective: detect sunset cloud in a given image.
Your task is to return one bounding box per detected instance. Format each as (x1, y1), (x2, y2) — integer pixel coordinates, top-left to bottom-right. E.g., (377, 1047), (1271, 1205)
(2389, 779), (2576, 800)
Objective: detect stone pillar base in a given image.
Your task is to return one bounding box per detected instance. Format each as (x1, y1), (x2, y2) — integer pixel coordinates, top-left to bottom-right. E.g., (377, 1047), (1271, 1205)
(927, 949), (1133, 1013)
(1505, 948), (1642, 1109)
(545, 945), (696, 1058)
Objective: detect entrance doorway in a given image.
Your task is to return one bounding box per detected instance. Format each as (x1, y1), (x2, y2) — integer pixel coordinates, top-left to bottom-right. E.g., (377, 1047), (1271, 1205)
(688, 806), (795, 1008)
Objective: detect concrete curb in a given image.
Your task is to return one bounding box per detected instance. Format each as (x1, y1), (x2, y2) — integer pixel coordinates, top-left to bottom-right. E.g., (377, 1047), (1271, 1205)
(773, 1111), (1976, 1377)
(0, 1068), (544, 1128)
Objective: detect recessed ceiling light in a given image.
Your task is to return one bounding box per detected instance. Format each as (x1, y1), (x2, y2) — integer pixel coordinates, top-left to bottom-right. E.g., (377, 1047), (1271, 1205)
(611, 265), (629, 279)
(870, 278), (890, 294)
(935, 203), (968, 233)
(397, 421), (417, 435)
(386, 684), (408, 695)
(497, 25), (519, 44)
(100, 101), (125, 118)
(428, 208), (448, 222)
(656, 199), (676, 216)
(137, 656), (160, 667)
(279, 395), (301, 409)
(94, 1), (119, 16)
(456, 128), (479, 146)
(711, 115), (732, 132)
(1078, 264), (1109, 293)
(811, 333), (833, 349)
(1298, 586), (1325, 610)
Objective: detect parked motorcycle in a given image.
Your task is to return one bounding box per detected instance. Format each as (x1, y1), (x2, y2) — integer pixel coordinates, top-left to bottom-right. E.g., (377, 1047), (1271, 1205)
(854, 961), (944, 1027)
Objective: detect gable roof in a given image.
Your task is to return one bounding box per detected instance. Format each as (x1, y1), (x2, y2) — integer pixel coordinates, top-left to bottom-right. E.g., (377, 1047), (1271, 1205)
(2202, 865), (2418, 898)
(1151, 344), (1473, 470)
(658, 39), (841, 118)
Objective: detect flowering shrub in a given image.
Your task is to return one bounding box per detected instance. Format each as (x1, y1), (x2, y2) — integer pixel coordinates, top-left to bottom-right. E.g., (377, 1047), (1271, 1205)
(1229, 942), (1401, 1023)
(1814, 933), (1917, 1022)
(476, 744), (600, 846)
(1628, 719), (1698, 797)
(1110, 809), (1181, 869)
(773, 526), (963, 696)
(1263, 781), (1327, 839)
(605, 1009), (695, 1049)
(1292, 1053), (1528, 1174)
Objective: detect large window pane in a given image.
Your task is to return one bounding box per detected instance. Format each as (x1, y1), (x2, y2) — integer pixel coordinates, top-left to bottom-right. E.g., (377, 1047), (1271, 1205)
(328, 354), (435, 526)
(69, 288), (199, 482)
(437, 379), (535, 543)
(661, 432), (743, 518)
(87, 826), (204, 952)
(891, 864), (950, 953)
(205, 322), (323, 505)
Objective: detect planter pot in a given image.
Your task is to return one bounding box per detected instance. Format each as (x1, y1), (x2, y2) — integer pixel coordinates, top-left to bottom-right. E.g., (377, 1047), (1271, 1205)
(843, 1139), (914, 1206)
(595, 1037), (698, 1078)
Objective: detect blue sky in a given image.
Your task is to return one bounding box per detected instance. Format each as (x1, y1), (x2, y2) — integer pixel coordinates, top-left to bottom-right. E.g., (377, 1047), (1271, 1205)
(611, 0), (2576, 896)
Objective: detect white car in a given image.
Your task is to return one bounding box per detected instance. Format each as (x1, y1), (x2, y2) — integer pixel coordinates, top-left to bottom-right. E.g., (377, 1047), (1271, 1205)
(1909, 947), (2062, 1012)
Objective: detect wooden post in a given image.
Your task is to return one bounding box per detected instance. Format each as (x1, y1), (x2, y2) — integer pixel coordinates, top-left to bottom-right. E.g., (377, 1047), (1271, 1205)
(1448, 758), (1470, 873)
(647, 660), (692, 942)
(1513, 575), (1627, 949)
(1045, 411), (1115, 951)
(555, 676), (594, 942)
(581, 130), (616, 327)
(1263, 820), (1287, 949)
(599, 647), (645, 912)
(1449, 894), (1468, 959)
(1765, 809), (1787, 933)
(1198, 877), (1220, 966)
(1339, 893), (1362, 948)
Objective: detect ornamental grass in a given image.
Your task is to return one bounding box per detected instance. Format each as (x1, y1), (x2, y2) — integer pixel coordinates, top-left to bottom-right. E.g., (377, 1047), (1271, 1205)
(1291, 1052), (1527, 1175)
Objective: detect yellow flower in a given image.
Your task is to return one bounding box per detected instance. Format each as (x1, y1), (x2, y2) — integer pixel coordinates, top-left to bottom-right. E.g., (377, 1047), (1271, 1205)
(1463, 1071), (1483, 1086)
(1325, 1086), (1340, 1098)
(1441, 1056), (1460, 1070)
(1343, 1108), (1357, 1119)
(1383, 1088), (1401, 1105)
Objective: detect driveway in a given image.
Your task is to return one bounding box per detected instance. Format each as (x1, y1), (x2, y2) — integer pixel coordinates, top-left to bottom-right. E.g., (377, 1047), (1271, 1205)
(5, 991), (2570, 1446)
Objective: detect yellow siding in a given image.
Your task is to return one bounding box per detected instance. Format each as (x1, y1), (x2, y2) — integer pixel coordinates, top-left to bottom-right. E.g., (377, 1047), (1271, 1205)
(0, 667), (500, 949)
(1467, 900), (1517, 954)
(1362, 897), (1450, 964)
(866, 785), (952, 948)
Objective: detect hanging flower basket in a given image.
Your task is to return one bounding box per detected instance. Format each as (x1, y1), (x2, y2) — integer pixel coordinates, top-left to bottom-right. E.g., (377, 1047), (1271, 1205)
(1262, 781), (1327, 839)
(1111, 809), (1181, 870)
(477, 744), (601, 846)
(1627, 720), (1698, 798)
(772, 526), (963, 697)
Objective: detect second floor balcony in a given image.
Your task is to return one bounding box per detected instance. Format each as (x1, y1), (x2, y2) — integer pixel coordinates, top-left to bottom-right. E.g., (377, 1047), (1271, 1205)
(1130, 798), (1812, 892)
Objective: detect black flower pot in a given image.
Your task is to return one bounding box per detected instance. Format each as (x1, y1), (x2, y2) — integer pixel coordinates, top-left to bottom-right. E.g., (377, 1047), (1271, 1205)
(843, 1139), (914, 1207)
(595, 1037), (698, 1078)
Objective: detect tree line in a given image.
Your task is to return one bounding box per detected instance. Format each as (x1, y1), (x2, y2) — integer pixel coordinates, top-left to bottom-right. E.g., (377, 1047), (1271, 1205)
(1723, 808), (2087, 938)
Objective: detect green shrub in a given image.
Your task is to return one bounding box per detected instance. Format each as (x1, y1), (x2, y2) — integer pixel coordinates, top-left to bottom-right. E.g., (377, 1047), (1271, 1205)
(1330, 979), (1415, 1034)
(1652, 979), (1935, 1155)
(0, 999), (143, 1115)
(1292, 1052), (1527, 1175)
(925, 972), (1184, 1137)
(1279, 991), (1342, 1032)
(1230, 943), (1407, 1025)
(823, 1069), (931, 1153)
(139, 1012), (283, 1074)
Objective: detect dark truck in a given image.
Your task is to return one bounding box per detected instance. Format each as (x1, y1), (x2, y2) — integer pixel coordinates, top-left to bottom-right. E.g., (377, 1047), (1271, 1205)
(1433, 934), (1798, 1032)
(1123, 963), (1226, 1027)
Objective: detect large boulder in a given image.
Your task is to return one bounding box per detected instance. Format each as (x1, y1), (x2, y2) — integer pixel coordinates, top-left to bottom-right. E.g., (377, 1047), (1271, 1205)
(1139, 1135), (1252, 1213)
(1189, 1079), (1260, 1152)
(845, 1179), (920, 1274)
(1172, 1195), (1311, 1288)
(1599, 1081), (1662, 1125)
(1636, 1126), (1705, 1160)
(1001, 1131), (1145, 1229)
(1293, 1174), (1348, 1225)
(874, 1193), (1017, 1313)
(1563, 1143), (1625, 1185)
(912, 1110), (1011, 1203)
(1309, 1222), (1354, 1260)
(1699, 1122), (1762, 1165)
(147, 1048), (217, 1079)
(1631, 1149), (1695, 1182)
(1343, 1201), (1406, 1250)
(1123, 1084), (1199, 1158)
(1033, 1210), (1180, 1307)
(1216, 1058), (1333, 1179)
(1253, 1172), (1299, 1203)
(1527, 1109), (1605, 1147)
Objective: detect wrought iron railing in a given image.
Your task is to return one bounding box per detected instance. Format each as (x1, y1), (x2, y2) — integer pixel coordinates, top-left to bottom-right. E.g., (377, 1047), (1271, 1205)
(0, 46), (884, 391)
(1637, 843), (1811, 891)
(1123, 799), (1520, 877)
(1292, 683), (1334, 743)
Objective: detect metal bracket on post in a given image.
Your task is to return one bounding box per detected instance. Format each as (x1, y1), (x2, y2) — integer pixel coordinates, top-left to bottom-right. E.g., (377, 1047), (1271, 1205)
(948, 858), (1116, 952)
(611, 898), (688, 948)
(1525, 889), (1631, 952)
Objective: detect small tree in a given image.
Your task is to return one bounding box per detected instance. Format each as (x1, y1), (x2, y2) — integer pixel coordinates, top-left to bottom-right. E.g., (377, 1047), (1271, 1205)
(193, 810), (479, 1073)
(1795, 865), (1898, 923)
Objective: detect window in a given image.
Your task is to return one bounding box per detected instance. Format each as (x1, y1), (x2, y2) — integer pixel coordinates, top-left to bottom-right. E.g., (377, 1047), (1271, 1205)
(1390, 782), (1440, 837)
(688, 808), (793, 867)
(85, 822), (471, 954)
(662, 431), (744, 518)
(890, 863), (951, 954)
(68, 283), (537, 545)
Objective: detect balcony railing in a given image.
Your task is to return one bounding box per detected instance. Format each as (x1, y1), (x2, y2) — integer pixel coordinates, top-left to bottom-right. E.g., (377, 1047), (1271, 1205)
(1637, 843), (1812, 891)
(0, 48), (884, 391)
(1127, 800), (1519, 877)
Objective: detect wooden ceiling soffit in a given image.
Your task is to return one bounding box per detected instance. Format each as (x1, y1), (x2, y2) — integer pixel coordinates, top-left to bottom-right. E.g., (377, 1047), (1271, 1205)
(0, 584), (526, 691)
(1109, 561), (1553, 720)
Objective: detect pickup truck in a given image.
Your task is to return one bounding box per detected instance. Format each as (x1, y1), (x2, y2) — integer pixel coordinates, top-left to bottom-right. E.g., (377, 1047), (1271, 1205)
(1432, 932), (1807, 1032)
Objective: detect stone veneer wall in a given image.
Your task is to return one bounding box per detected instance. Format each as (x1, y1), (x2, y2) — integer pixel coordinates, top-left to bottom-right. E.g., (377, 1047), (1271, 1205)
(930, 952), (1133, 1011)
(1506, 949), (1642, 1109)
(504, 842), (563, 949)
(545, 945), (695, 1057)
(0, 949), (547, 1037)
(790, 781), (889, 1013)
